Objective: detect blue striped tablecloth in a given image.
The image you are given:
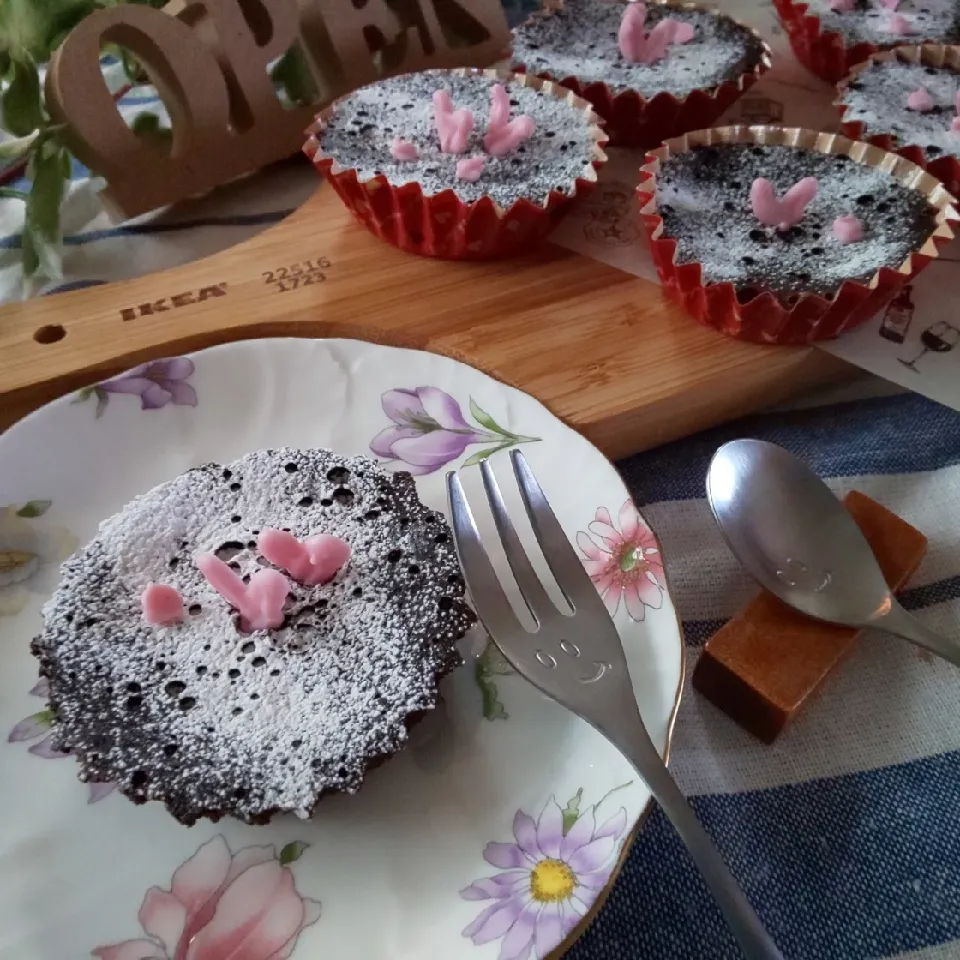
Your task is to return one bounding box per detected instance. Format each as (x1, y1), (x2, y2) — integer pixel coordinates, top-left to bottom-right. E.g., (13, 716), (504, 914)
(1, 94), (958, 960)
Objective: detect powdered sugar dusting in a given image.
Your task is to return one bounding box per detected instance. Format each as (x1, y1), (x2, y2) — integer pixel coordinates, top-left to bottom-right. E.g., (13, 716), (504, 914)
(656, 144), (937, 298)
(320, 71), (596, 208)
(842, 59), (960, 161)
(512, 0), (765, 97)
(32, 449), (474, 825)
(804, 0), (960, 46)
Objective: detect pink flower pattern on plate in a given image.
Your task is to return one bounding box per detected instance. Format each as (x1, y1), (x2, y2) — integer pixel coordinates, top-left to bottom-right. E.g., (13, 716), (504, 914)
(7, 677), (117, 803)
(460, 790), (629, 959)
(577, 501), (665, 621)
(92, 835), (320, 960)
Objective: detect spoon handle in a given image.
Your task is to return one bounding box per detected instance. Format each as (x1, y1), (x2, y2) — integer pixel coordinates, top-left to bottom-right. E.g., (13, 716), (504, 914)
(879, 602), (960, 667)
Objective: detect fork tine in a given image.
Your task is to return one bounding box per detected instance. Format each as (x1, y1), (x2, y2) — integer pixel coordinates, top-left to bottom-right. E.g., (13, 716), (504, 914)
(479, 459), (561, 626)
(445, 470), (528, 640)
(510, 450), (607, 615)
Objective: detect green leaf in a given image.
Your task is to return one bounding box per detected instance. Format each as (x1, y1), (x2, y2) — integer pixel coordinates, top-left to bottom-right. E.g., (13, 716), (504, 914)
(16, 500), (51, 518)
(475, 642), (511, 721)
(72, 386), (95, 404)
(1, 56), (43, 137)
(469, 398), (511, 436)
(22, 141), (68, 280)
(270, 47), (319, 107)
(460, 440), (516, 469)
(279, 840), (309, 866)
(476, 670), (508, 721)
(478, 641), (512, 676)
(560, 788), (583, 835)
(0, 128), (39, 163)
(94, 386), (109, 419)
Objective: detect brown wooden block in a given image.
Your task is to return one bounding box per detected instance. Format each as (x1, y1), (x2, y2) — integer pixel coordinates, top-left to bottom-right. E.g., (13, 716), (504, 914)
(691, 490), (928, 743)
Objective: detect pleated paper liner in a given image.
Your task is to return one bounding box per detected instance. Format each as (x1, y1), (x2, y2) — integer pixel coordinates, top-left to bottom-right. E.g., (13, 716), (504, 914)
(510, 0), (772, 148)
(304, 70), (608, 261)
(836, 44), (960, 196)
(636, 125), (959, 345)
(773, 0), (952, 84)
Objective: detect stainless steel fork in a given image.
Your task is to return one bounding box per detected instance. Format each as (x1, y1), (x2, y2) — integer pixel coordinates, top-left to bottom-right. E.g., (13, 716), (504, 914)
(446, 451), (784, 960)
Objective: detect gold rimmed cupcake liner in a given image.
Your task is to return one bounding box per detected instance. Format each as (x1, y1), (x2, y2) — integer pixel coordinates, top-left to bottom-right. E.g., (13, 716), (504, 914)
(836, 43), (960, 195)
(636, 124), (959, 344)
(773, 0), (908, 83)
(510, 0), (773, 147)
(303, 68), (609, 260)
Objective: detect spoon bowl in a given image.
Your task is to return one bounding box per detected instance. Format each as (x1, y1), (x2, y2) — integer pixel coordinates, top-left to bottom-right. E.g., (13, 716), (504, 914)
(707, 439), (960, 666)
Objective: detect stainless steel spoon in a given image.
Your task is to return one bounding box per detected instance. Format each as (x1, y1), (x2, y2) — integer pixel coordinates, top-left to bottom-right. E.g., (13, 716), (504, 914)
(706, 438), (960, 667)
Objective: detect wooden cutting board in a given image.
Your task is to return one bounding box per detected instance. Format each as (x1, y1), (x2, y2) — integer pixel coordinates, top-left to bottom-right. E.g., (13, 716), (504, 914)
(0, 184), (853, 457)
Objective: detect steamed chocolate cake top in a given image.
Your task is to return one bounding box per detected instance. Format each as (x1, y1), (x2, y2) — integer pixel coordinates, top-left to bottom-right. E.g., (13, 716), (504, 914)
(511, 0), (766, 98)
(320, 70), (598, 207)
(841, 58), (960, 160)
(32, 449), (475, 825)
(655, 143), (938, 298)
(802, 0), (960, 47)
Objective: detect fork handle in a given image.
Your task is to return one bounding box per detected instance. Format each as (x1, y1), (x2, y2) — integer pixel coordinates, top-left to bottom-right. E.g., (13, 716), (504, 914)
(624, 743), (784, 960)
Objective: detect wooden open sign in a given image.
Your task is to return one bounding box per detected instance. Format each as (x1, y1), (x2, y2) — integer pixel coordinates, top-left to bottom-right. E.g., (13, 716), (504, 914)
(44, 0), (511, 219)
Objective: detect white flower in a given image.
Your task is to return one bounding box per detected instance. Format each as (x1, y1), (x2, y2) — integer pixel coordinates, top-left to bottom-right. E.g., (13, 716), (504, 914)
(0, 504), (77, 617)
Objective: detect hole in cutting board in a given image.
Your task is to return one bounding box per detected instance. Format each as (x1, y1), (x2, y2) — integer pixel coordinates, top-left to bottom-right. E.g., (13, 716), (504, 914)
(34, 325), (66, 344)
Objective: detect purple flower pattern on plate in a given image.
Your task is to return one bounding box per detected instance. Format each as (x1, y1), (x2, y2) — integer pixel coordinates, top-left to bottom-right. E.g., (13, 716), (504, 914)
(75, 358), (198, 418)
(461, 787), (630, 959)
(92, 835), (320, 960)
(7, 677), (117, 803)
(371, 387), (539, 475)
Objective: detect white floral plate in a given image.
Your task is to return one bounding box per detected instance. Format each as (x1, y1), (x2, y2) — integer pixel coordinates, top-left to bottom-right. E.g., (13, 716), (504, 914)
(0, 339), (683, 960)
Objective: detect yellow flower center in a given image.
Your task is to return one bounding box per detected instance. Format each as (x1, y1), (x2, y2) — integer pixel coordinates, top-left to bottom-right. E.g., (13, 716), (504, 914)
(0, 550), (38, 584)
(530, 858), (576, 903)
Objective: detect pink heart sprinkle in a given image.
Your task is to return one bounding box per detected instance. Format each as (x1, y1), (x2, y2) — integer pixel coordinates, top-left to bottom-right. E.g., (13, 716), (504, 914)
(456, 157), (485, 181)
(750, 176), (819, 230)
(484, 116), (536, 157)
(951, 116), (960, 132)
(830, 0), (855, 10)
(879, 0), (900, 8)
(906, 87), (934, 112)
(390, 137), (419, 161)
(832, 214), (864, 244)
(886, 11), (910, 33)
(433, 90), (473, 154)
(258, 529), (350, 586)
(141, 583), (184, 625)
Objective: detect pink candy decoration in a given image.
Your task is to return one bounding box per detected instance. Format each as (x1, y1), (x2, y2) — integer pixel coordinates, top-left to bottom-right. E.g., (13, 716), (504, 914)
(433, 90), (474, 154)
(952, 91), (960, 131)
(619, 2), (695, 65)
(886, 11), (910, 33)
(906, 87), (934, 112)
(879, 0), (900, 9)
(390, 137), (419, 161)
(456, 157), (486, 181)
(832, 214), (864, 244)
(258, 529), (351, 586)
(750, 177), (819, 230)
(483, 84), (535, 156)
(141, 583), (184, 625)
(829, 0), (855, 10)
(195, 553), (289, 632)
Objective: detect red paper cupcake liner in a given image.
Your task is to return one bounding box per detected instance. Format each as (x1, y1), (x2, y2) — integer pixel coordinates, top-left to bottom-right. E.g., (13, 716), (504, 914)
(511, 0), (772, 148)
(303, 70), (608, 261)
(836, 44), (960, 196)
(774, 0), (917, 84)
(636, 125), (959, 345)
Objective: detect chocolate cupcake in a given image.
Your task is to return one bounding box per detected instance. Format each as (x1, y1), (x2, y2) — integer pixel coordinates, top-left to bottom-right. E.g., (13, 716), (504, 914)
(637, 126), (958, 343)
(510, 0), (771, 146)
(31, 449), (475, 826)
(304, 68), (607, 259)
(775, 0), (960, 83)
(837, 44), (960, 193)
